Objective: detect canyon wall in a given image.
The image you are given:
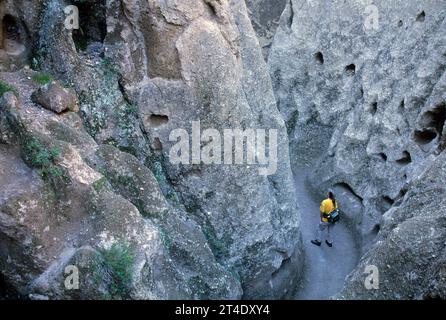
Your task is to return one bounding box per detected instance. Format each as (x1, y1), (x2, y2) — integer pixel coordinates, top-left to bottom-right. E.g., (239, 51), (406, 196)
(269, 0), (446, 299)
(0, 0), (302, 299)
(2, 0), (445, 300)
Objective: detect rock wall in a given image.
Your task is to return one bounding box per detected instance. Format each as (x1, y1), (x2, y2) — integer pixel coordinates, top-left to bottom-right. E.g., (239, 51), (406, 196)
(3, 0), (444, 300)
(269, 0), (446, 299)
(0, 0), (303, 299)
(245, 0), (287, 59)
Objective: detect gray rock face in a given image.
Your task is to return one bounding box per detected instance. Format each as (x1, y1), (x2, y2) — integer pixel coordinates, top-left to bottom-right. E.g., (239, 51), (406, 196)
(337, 150), (446, 299)
(0, 71), (241, 299)
(245, 0), (287, 59)
(115, 0), (302, 299)
(0, 0), (303, 299)
(269, 0), (446, 298)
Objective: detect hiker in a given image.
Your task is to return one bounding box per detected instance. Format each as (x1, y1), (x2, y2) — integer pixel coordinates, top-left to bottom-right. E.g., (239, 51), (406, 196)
(311, 191), (339, 247)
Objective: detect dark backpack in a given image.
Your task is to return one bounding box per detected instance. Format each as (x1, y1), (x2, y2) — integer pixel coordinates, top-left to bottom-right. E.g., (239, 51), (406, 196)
(327, 208), (340, 224)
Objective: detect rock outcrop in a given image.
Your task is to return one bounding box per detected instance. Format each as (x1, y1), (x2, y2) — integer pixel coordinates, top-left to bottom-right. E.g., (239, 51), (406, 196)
(31, 81), (79, 114)
(245, 0), (287, 60)
(0, 71), (241, 300)
(0, 0), (302, 299)
(269, 0), (446, 299)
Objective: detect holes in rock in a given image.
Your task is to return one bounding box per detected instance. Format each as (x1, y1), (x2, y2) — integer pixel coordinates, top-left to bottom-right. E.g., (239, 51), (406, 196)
(334, 182), (364, 202)
(378, 152), (387, 161)
(398, 188), (408, 199)
(0, 14), (26, 53)
(437, 136), (446, 154)
(382, 196), (394, 206)
(153, 137), (162, 151)
(345, 64), (356, 76)
(398, 20), (403, 27)
(413, 129), (437, 145)
(419, 104), (446, 136)
(372, 224), (381, 236)
(399, 100), (405, 111)
(396, 151), (412, 165)
(184, 167), (202, 178)
(416, 11), (426, 22)
(414, 104), (446, 149)
(148, 114), (169, 128)
(72, 0), (106, 52)
(314, 52), (324, 64)
(0, 12), (29, 70)
(287, 0), (294, 29)
(205, 191), (214, 199)
(204, 0), (218, 16)
(2, 15), (19, 45)
(379, 196), (394, 213)
(368, 102), (378, 115)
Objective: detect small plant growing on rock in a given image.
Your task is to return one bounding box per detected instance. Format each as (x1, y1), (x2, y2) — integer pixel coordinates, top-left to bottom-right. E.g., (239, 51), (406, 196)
(94, 242), (135, 300)
(22, 139), (63, 180)
(0, 81), (18, 97)
(201, 224), (229, 261)
(157, 227), (171, 250)
(31, 72), (53, 85)
(92, 176), (108, 192)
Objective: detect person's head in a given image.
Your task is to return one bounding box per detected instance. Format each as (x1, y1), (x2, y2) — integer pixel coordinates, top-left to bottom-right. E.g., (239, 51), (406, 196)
(327, 190), (336, 206)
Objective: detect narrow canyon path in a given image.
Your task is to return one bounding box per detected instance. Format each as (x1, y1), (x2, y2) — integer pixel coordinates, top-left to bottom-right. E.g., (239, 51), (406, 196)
(293, 169), (360, 300)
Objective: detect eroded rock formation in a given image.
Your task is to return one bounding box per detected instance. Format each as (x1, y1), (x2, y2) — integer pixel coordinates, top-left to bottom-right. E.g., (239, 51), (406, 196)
(0, 0), (302, 299)
(245, 0), (287, 59)
(1, 0), (445, 300)
(269, 0), (446, 299)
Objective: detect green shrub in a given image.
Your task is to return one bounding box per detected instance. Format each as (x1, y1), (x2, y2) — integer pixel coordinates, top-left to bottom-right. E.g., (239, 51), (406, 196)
(158, 227), (170, 250)
(94, 242), (135, 299)
(0, 81), (18, 97)
(201, 224), (229, 261)
(92, 176), (107, 192)
(31, 72), (52, 85)
(22, 139), (63, 180)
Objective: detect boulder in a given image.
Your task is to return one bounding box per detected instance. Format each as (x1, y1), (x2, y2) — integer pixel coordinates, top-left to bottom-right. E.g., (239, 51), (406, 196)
(32, 81), (79, 114)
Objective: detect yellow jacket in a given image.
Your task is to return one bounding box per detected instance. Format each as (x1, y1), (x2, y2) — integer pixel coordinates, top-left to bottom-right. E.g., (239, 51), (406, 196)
(320, 198), (338, 222)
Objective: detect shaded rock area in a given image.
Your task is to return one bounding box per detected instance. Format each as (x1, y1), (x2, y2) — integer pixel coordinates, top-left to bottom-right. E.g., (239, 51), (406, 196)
(0, 0), (34, 72)
(0, 0), (302, 300)
(245, 0), (287, 60)
(269, 0), (446, 299)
